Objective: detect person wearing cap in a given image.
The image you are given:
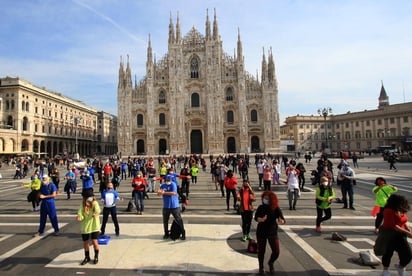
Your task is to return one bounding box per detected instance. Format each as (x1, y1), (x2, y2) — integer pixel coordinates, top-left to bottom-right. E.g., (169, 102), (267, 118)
(315, 176), (336, 233)
(80, 169), (94, 197)
(33, 174), (60, 237)
(157, 175), (186, 240)
(337, 161), (356, 210)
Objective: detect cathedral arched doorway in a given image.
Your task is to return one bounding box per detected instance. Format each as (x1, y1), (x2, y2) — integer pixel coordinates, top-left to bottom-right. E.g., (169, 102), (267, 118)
(159, 139), (167, 155)
(190, 130), (203, 154)
(136, 139), (145, 155)
(251, 136), (260, 152)
(227, 137), (236, 153)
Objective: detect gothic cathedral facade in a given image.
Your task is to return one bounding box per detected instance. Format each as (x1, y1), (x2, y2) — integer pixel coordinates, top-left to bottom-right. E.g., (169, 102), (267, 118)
(117, 10), (280, 156)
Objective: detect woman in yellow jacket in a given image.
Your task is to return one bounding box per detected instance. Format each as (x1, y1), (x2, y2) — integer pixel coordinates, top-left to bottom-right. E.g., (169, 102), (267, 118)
(77, 194), (101, 265)
(22, 172), (41, 211)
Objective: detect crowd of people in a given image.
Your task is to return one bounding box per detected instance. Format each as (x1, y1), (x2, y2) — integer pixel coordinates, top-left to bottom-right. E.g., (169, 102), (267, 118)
(15, 152), (410, 274)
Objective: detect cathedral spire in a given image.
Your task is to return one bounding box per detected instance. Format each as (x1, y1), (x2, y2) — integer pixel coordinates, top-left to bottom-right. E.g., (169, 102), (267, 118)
(118, 55), (125, 89)
(268, 47), (275, 82)
(168, 11), (175, 44)
(212, 8), (219, 41)
(125, 54), (132, 88)
(176, 11), (181, 43)
(378, 80), (389, 109)
(205, 8), (211, 41)
(261, 47), (267, 83)
(146, 34), (153, 67)
(237, 27), (243, 63)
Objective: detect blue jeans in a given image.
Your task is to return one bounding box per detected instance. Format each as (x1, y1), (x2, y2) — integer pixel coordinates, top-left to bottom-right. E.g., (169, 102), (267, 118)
(341, 184), (354, 208)
(101, 206), (119, 235)
(134, 191), (145, 212)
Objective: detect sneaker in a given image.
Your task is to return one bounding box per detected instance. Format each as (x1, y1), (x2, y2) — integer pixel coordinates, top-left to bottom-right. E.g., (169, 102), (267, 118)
(33, 232), (44, 237)
(246, 234), (251, 240)
(242, 235), (247, 242)
(163, 234), (169, 240)
(350, 207), (356, 210)
(258, 187), (262, 191)
(54, 231), (60, 236)
(395, 264), (406, 276)
(382, 270), (390, 276)
(315, 226), (321, 233)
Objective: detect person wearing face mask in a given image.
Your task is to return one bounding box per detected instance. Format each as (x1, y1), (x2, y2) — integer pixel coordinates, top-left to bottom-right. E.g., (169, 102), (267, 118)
(315, 176), (336, 233)
(254, 191), (285, 274)
(236, 180), (255, 241)
(33, 175), (60, 237)
(157, 175), (186, 240)
(372, 177), (398, 234)
(76, 194), (101, 265)
(100, 182), (121, 236)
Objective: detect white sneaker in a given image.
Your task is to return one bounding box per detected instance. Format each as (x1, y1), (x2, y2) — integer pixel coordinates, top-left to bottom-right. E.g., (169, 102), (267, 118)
(382, 270), (390, 276)
(397, 268), (406, 276)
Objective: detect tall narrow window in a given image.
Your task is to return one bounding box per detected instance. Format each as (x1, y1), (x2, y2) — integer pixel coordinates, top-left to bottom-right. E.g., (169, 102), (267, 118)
(225, 87), (234, 101)
(159, 90), (166, 104)
(251, 109), (258, 122)
(190, 57), (199, 78)
(159, 113), (166, 126)
(22, 117), (28, 131)
(227, 110), (234, 124)
(191, 93), (200, 107)
(137, 114), (144, 127)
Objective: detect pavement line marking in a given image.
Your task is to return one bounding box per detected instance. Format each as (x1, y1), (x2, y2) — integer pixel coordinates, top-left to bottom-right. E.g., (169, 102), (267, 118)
(340, 238), (375, 253)
(0, 234), (13, 242)
(0, 223), (68, 263)
(282, 225), (336, 272)
(282, 225), (382, 275)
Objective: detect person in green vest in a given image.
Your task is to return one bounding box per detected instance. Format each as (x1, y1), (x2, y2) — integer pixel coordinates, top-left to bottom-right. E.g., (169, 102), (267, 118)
(315, 176), (335, 233)
(190, 163), (199, 184)
(372, 177), (398, 234)
(22, 171), (41, 211)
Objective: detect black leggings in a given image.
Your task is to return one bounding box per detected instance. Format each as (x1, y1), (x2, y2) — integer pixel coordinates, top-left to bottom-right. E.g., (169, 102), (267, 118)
(241, 211), (253, 235)
(257, 236), (280, 269)
(382, 233), (412, 267)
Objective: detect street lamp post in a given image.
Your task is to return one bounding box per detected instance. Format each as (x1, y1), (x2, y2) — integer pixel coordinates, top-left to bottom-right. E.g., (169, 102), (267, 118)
(74, 117), (82, 160)
(317, 107), (332, 153)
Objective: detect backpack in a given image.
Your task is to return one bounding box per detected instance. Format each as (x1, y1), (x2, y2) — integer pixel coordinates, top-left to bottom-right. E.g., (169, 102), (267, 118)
(126, 199), (134, 212)
(169, 220), (182, 241)
(247, 239), (258, 253)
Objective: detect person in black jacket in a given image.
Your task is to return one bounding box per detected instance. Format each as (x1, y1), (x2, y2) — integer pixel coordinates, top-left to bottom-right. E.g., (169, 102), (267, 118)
(254, 191), (285, 274)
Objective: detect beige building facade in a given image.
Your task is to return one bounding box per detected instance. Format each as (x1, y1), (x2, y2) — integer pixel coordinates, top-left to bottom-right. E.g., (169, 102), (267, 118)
(0, 77), (117, 159)
(280, 84), (412, 154)
(117, 10), (280, 156)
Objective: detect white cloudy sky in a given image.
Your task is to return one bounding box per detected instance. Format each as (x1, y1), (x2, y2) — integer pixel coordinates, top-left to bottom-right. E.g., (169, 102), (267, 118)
(1, 0), (411, 124)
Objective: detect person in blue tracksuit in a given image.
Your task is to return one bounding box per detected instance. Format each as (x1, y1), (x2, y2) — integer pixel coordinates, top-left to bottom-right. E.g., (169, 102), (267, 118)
(80, 170), (94, 197)
(100, 182), (121, 236)
(33, 174), (60, 236)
